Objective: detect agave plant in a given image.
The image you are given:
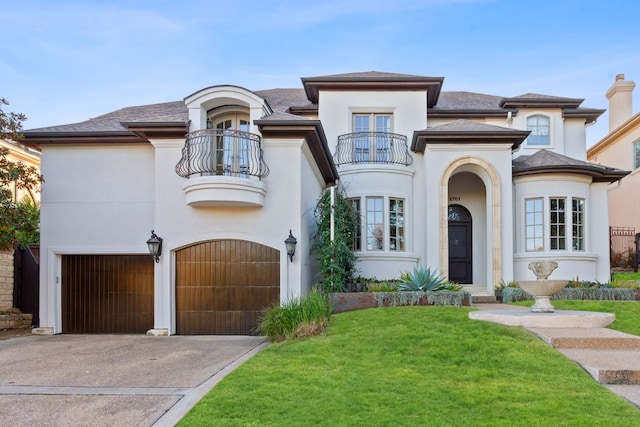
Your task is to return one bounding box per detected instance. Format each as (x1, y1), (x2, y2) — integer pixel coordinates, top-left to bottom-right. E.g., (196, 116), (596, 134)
(397, 266), (448, 291)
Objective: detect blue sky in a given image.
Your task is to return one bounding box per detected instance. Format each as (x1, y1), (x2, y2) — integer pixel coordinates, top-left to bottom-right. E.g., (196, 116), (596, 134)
(3, 0), (640, 146)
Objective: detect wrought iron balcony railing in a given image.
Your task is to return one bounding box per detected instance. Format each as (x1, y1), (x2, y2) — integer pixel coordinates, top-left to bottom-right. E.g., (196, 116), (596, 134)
(334, 132), (413, 166)
(175, 129), (270, 179)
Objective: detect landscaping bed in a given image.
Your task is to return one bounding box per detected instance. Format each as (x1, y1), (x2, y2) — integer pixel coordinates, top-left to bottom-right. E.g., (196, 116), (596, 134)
(502, 287), (640, 304)
(329, 290), (472, 313)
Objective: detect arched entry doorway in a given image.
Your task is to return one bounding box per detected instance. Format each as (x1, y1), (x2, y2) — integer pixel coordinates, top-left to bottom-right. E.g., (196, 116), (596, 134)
(448, 205), (473, 284)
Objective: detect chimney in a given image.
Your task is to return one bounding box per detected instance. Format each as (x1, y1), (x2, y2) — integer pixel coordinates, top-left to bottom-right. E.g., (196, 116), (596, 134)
(606, 73), (635, 132)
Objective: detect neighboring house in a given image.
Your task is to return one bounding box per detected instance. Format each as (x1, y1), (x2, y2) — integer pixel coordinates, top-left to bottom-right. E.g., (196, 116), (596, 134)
(21, 71), (627, 336)
(587, 74), (640, 244)
(0, 138), (41, 202)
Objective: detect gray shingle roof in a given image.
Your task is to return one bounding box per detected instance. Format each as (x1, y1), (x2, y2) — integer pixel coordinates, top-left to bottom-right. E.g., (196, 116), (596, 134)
(27, 101), (187, 133)
(255, 88), (312, 112)
(21, 78), (600, 135)
(432, 91), (504, 110)
(258, 111), (307, 121)
(425, 119), (516, 133)
(513, 149), (629, 182)
(302, 71), (430, 79)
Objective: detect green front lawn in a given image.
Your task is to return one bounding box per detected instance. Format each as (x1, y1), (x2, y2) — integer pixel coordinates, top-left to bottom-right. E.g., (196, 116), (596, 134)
(612, 272), (640, 281)
(178, 306), (640, 426)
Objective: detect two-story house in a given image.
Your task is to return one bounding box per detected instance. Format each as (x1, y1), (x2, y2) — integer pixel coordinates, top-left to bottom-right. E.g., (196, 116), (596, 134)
(22, 71), (626, 336)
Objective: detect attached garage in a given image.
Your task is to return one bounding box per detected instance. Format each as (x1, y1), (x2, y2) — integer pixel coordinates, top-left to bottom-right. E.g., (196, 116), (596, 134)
(61, 255), (154, 333)
(175, 240), (280, 335)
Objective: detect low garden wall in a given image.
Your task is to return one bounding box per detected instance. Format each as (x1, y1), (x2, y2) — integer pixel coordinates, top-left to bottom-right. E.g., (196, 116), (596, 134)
(329, 291), (472, 314)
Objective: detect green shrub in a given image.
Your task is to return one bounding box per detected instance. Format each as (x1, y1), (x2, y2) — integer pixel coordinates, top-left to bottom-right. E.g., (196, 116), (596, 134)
(495, 279), (518, 290)
(311, 187), (359, 293)
(360, 277), (399, 292)
(611, 279), (639, 289)
(566, 278), (611, 288)
(398, 266), (450, 292)
(257, 290), (332, 341)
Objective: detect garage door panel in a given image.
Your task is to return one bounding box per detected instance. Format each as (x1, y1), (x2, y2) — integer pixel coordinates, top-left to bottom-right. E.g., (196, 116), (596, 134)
(176, 240), (280, 335)
(62, 255), (154, 334)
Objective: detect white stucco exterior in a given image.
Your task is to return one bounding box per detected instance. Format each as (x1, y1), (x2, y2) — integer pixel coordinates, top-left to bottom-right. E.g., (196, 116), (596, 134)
(26, 71), (622, 335)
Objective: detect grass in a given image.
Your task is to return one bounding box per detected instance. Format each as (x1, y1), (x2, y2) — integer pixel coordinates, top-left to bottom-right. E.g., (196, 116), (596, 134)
(178, 306), (640, 426)
(612, 272), (640, 281)
(256, 289), (331, 341)
(512, 300), (640, 336)
(612, 272), (640, 288)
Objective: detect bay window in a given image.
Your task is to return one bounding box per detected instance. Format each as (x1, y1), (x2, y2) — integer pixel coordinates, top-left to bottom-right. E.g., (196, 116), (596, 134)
(524, 196), (585, 252)
(350, 196), (406, 252)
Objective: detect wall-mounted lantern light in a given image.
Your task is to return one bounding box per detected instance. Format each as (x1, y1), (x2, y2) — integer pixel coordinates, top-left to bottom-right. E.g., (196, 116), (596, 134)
(147, 230), (163, 263)
(284, 230), (297, 262)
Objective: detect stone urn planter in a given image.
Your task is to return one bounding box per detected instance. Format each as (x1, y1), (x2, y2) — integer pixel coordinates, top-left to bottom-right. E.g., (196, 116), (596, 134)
(518, 261), (568, 313)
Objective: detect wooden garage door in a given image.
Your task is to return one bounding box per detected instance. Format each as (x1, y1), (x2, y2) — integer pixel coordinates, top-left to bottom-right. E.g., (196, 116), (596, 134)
(176, 240), (280, 335)
(61, 255), (154, 334)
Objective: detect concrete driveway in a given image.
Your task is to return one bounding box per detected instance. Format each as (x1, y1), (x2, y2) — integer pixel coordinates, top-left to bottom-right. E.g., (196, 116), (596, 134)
(0, 334), (268, 426)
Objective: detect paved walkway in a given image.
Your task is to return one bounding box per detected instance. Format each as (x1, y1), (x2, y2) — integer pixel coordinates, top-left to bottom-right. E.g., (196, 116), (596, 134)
(0, 335), (268, 426)
(473, 303), (640, 408)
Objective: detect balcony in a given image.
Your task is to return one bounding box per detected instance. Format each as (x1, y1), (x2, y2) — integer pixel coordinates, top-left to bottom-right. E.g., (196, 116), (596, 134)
(334, 132), (413, 166)
(175, 129), (270, 207)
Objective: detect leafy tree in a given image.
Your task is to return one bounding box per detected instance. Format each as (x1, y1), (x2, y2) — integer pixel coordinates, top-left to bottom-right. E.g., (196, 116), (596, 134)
(0, 99), (42, 250)
(311, 186), (359, 292)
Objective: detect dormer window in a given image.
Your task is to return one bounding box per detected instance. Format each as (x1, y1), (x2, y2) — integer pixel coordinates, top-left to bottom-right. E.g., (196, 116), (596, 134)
(526, 115), (550, 146)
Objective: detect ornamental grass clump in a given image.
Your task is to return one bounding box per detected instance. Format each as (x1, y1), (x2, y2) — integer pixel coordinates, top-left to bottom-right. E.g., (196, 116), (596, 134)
(257, 290), (332, 341)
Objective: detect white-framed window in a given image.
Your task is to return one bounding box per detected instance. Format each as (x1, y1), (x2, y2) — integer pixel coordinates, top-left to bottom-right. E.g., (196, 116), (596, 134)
(549, 198), (566, 250)
(524, 196), (586, 252)
(351, 196), (406, 252)
(526, 115), (550, 146)
(634, 140), (640, 170)
(572, 198), (585, 251)
(366, 197), (384, 251)
(210, 113), (251, 177)
(525, 198), (544, 252)
(389, 198), (405, 251)
(353, 114), (392, 163)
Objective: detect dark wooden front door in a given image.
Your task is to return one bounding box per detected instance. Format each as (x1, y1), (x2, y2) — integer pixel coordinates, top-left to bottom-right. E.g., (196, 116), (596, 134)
(448, 205), (472, 284)
(175, 240), (280, 335)
(61, 255), (154, 334)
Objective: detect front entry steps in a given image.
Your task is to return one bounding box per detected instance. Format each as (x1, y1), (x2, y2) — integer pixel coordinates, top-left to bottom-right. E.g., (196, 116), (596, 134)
(464, 285), (497, 303)
(529, 327), (640, 386)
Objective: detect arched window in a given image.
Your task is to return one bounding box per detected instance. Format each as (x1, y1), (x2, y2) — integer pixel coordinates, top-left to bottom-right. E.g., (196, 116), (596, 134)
(448, 204), (472, 222)
(526, 115), (550, 146)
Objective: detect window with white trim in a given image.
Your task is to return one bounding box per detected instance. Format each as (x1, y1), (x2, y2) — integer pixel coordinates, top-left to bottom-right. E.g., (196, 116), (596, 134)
(351, 196), (406, 252)
(366, 197), (384, 251)
(353, 114), (392, 163)
(525, 198), (544, 251)
(524, 196), (586, 252)
(526, 115), (550, 146)
(634, 140), (640, 170)
(550, 198), (566, 250)
(389, 198), (405, 251)
(208, 112), (250, 177)
(572, 198), (585, 251)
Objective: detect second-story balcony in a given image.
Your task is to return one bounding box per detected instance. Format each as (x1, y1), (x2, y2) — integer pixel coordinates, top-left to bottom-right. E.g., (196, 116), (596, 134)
(334, 132), (413, 166)
(175, 129), (270, 207)
(176, 129), (269, 179)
